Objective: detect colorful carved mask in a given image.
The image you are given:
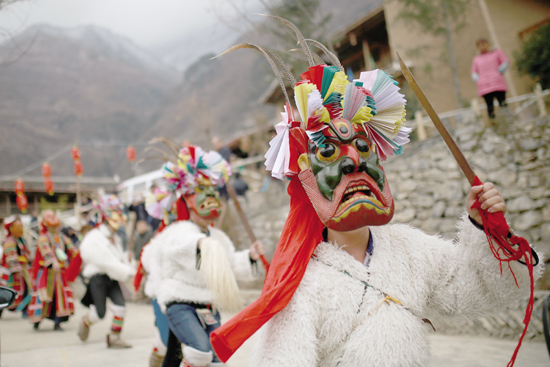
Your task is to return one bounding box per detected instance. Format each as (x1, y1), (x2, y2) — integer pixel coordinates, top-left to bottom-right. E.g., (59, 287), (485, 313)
(184, 184), (222, 220)
(147, 144), (230, 222)
(42, 210), (61, 229)
(266, 66), (408, 231)
(298, 117), (395, 231)
(94, 195), (124, 231)
(4, 218), (23, 238)
(219, 25), (409, 231)
(105, 211), (123, 231)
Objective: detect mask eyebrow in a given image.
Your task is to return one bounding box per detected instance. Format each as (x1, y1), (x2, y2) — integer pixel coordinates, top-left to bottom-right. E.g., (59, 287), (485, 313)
(351, 127), (372, 144)
(322, 127), (338, 139)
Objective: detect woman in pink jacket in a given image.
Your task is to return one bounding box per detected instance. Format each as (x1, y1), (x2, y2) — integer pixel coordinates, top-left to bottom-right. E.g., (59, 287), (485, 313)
(471, 38), (509, 119)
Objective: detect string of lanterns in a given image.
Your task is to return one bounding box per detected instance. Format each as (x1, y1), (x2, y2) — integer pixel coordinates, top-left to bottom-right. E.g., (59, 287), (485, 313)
(13, 144), (137, 213)
(14, 178), (28, 213)
(71, 145), (83, 177)
(41, 162), (54, 196)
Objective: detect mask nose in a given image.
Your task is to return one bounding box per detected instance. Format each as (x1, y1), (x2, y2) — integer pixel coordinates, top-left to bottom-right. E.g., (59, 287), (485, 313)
(339, 145), (360, 175)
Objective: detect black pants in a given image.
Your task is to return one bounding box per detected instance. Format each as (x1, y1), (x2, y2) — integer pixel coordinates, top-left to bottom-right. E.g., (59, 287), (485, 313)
(81, 274), (124, 318)
(162, 329), (183, 367)
(482, 91), (507, 119)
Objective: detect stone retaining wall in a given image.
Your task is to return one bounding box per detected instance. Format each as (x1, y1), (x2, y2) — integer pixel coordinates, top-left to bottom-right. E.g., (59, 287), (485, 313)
(223, 113), (550, 338)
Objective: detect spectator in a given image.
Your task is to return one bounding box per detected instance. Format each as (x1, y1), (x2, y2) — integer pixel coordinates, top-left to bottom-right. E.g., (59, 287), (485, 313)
(232, 172), (249, 197)
(133, 220), (153, 261)
(471, 38), (509, 120)
(30, 209), (39, 227)
(128, 194), (148, 222)
(62, 227), (80, 247)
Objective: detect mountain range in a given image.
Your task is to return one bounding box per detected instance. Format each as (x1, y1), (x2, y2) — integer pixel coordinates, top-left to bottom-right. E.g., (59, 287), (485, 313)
(0, 0), (382, 180)
(0, 24), (179, 179)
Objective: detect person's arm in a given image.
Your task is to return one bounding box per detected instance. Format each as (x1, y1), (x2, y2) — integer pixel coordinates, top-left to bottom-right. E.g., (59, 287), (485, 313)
(496, 49), (509, 74)
(498, 62), (509, 74)
(425, 183), (541, 319)
(36, 235), (56, 268)
(471, 58), (479, 82)
(2, 239), (22, 273)
(80, 231), (133, 281)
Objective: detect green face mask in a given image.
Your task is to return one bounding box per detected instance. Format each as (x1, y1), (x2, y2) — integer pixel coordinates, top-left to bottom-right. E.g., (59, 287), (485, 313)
(191, 184), (222, 220)
(298, 118), (395, 232)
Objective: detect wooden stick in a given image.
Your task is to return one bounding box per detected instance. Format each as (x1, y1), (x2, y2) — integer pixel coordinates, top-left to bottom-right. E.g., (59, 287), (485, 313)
(226, 183), (270, 271)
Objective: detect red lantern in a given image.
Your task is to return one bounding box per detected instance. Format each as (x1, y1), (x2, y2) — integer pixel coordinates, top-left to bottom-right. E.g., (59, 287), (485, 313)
(74, 160), (83, 177)
(41, 162), (52, 178)
(14, 178), (25, 195)
(16, 193), (28, 213)
(71, 145), (81, 161)
(44, 177), (54, 196)
(126, 146), (136, 163)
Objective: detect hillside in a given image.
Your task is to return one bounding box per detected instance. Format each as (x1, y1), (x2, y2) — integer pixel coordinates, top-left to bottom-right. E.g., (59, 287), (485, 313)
(0, 0), (384, 180)
(0, 24), (178, 179)
(145, 0), (385, 150)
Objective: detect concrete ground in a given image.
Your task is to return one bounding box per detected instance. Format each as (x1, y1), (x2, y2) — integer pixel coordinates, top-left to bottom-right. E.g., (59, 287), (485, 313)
(1, 301), (549, 367)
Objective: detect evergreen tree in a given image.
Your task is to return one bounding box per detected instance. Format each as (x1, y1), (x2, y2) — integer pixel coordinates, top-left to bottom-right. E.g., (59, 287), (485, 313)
(515, 22), (550, 89)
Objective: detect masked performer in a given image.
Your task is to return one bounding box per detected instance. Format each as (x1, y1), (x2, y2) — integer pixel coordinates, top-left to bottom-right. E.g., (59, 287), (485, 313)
(210, 17), (542, 367)
(146, 144), (264, 367)
(78, 195), (133, 348)
(1, 216), (33, 316)
(28, 210), (80, 330)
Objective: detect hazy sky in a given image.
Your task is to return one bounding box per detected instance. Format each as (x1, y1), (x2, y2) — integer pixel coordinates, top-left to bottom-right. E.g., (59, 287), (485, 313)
(0, 0), (263, 50)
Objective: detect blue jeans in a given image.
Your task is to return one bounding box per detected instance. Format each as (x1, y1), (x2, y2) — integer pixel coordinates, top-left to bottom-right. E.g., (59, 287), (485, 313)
(165, 303), (221, 363)
(152, 299), (169, 347)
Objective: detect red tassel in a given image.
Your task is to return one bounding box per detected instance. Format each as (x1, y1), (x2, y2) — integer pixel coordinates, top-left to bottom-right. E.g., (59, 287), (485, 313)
(133, 261), (145, 292)
(471, 177), (535, 367)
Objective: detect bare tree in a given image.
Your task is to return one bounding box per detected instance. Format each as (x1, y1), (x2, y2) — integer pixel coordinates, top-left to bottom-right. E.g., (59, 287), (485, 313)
(394, 0), (470, 108)
(0, 0), (37, 66)
(210, 0), (334, 72)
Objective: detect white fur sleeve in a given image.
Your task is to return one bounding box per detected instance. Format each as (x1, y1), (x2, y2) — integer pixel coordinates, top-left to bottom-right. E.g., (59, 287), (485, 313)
(80, 230), (133, 282)
(424, 213), (542, 320)
(231, 249), (257, 281)
(250, 281), (319, 367)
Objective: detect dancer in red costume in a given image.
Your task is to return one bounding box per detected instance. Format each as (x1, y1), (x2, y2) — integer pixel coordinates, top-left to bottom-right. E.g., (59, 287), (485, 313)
(1, 217), (33, 316)
(28, 210), (81, 330)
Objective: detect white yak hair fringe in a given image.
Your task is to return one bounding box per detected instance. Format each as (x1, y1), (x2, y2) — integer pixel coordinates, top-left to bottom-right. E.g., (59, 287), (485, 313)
(199, 237), (243, 313)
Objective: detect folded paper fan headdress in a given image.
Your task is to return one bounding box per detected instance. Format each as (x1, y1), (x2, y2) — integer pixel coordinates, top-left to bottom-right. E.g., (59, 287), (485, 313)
(163, 145), (230, 195)
(90, 194), (124, 229)
(216, 17), (409, 180)
(210, 15), (410, 362)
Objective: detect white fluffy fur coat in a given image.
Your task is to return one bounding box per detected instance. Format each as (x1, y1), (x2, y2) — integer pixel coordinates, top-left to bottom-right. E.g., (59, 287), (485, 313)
(79, 224), (133, 282)
(250, 214), (542, 367)
(155, 220), (256, 310)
